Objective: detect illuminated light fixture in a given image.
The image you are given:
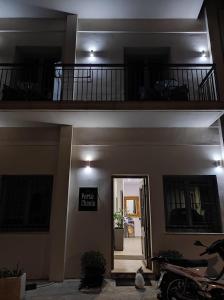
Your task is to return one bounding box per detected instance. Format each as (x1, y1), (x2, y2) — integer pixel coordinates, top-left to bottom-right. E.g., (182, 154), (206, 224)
(90, 50), (94, 57)
(85, 159), (91, 170)
(215, 160), (224, 168)
(201, 50), (206, 57)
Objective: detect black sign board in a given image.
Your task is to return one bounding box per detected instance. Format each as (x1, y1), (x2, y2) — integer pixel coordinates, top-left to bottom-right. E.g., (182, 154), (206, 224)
(79, 187), (98, 211)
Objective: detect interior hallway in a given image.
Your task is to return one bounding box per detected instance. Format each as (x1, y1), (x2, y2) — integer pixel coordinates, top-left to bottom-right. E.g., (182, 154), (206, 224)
(113, 236), (150, 273)
(114, 237), (143, 259)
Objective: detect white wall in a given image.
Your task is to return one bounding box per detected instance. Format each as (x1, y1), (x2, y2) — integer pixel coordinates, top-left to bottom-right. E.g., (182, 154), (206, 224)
(76, 32), (211, 64)
(0, 127), (59, 279)
(0, 17), (210, 65)
(0, 31), (209, 64)
(65, 127), (224, 278)
(0, 31), (64, 63)
(0, 126), (223, 279)
(0, 18), (65, 63)
(123, 180), (141, 197)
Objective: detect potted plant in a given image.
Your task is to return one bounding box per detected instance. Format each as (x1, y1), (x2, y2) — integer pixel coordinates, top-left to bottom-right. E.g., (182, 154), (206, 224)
(0, 265), (26, 300)
(79, 251), (106, 292)
(113, 210), (124, 251)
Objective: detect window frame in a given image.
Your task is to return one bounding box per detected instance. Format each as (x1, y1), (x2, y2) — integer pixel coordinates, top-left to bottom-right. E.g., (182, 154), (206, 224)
(0, 175), (53, 232)
(163, 175), (222, 233)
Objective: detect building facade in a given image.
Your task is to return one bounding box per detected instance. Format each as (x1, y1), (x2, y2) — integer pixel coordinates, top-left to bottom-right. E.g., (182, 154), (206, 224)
(0, 0), (224, 281)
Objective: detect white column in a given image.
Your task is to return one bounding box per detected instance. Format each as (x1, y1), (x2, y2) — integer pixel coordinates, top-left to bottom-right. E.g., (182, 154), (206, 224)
(49, 125), (73, 281)
(61, 15), (78, 100)
(205, 3), (224, 100)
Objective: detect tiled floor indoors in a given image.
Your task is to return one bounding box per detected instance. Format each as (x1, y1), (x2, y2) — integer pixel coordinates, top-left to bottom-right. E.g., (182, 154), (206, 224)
(113, 237), (150, 273)
(114, 237), (143, 258)
(25, 279), (158, 300)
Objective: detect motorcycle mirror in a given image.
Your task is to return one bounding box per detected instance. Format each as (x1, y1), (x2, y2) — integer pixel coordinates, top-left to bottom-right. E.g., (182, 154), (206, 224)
(194, 240), (206, 247)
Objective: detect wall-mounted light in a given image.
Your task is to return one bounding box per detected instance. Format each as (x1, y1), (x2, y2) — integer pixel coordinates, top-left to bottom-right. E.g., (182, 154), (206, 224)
(85, 159), (91, 170)
(201, 50), (206, 58)
(90, 50), (94, 57)
(215, 160), (224, 168)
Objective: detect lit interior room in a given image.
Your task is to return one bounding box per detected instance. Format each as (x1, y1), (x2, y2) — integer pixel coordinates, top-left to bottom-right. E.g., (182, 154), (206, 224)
(113, 177), (151, 273)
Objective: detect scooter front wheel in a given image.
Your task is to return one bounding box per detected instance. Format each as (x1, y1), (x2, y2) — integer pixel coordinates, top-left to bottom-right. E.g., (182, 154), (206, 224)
(158, 273), (180, 300)
(166, 278), (185, 300)
(166, 278), (200, 300)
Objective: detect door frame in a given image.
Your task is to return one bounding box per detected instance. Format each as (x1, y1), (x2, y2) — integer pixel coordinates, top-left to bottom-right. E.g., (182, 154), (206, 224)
(111, 174), (152, 271)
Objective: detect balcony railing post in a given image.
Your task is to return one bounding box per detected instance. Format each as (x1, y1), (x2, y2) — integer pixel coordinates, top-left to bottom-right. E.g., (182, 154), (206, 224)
(213, 64), (220, 101)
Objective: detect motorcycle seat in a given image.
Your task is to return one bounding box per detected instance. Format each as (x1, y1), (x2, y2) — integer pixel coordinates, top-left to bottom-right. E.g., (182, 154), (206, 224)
(164, 258), (208, 268)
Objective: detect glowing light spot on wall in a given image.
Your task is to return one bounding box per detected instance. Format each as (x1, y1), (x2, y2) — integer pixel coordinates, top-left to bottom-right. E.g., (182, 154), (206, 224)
(86, 47), (96, 62)
(86, 155), (92, 161)
(84, 157), (92, 173)
(201, 50), (206, 58)
(90, 50), (94, 57)
(213, 159), (224, 173)
(215, 160), (224, 169)
(198, 48), (209, 62)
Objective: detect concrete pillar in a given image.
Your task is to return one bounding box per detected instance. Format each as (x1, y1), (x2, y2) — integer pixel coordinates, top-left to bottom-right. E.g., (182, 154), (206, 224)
(62, 15), (78, 100)
(62, 15), (78, 64)
(49, 125), (73, 281)
(205, 1), (224, 100)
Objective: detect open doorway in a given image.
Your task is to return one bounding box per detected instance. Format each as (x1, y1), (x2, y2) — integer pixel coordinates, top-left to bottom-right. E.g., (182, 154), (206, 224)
(112, 176), (151, 273)
(124, 47), (170, 100)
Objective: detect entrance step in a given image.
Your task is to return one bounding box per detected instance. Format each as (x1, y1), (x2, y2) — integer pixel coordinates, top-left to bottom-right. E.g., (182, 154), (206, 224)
(111, 272), (154, 286)
(114, 255), (144, 260)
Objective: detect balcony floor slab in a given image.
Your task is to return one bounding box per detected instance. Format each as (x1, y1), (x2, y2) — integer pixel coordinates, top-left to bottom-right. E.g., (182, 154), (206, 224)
(0, 105), (223, 128)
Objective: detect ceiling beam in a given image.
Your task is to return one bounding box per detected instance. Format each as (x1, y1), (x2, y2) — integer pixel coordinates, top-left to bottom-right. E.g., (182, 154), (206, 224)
(78, 19), (207, 34)
(0, 18), (65, 32)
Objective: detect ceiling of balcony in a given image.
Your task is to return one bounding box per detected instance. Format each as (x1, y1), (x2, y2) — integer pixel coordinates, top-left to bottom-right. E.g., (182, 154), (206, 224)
(0, 0), (204, 19)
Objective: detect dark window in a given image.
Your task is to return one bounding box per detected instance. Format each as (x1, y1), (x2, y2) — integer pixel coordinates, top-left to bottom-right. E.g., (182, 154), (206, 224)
(163, 175), (222, 233)
(0, 175), (53, 232)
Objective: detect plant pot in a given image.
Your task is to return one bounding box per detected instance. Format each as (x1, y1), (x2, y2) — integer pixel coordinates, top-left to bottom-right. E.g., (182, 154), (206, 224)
(114, 228), (124, 251)
(80, 266), (105, 290)
(0, 273), (26, 300)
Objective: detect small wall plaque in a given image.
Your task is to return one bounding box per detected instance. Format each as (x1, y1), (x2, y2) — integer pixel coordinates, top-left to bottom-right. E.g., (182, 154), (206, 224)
(79, 187), (98, 211)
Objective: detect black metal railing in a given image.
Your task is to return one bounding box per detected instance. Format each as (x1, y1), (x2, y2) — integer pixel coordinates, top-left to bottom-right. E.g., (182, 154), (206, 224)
(0, 64), (55, 101)
(0, 63), (220, 102)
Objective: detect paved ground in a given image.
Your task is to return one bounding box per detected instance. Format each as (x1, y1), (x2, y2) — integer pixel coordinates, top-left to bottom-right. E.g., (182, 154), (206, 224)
(25, 279), (158, 300)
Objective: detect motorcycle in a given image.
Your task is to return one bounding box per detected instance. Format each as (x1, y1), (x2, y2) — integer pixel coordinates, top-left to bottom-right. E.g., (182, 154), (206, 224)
(152, 239), (224, 300)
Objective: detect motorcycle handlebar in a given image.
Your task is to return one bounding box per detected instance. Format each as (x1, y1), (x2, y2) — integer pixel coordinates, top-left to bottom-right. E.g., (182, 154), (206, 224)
(151, 256), (167, 262)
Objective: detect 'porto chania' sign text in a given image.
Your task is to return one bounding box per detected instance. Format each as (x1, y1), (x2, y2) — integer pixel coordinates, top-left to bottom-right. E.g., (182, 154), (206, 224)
(79, 187), (98, 211)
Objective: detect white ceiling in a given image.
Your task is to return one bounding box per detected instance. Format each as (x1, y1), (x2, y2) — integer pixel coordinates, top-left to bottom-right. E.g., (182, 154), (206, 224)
(0, 0), (65, 18)
(0, 0), (204, 19)
(0, 110), (222, 128)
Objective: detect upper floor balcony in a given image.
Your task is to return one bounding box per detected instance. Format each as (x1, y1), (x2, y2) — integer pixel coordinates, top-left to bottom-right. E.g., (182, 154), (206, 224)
(0, 62), (223, 129)
(0, 63), (220, 108)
